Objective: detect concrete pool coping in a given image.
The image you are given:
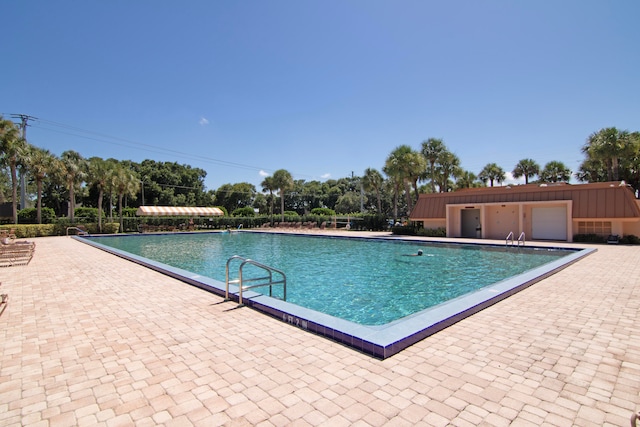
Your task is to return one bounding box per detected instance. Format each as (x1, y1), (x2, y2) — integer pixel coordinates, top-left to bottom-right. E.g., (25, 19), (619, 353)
(76, 232), (595, 359)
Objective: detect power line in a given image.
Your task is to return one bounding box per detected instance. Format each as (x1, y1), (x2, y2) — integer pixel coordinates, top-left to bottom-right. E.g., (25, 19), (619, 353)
(27, 117), (320, 181)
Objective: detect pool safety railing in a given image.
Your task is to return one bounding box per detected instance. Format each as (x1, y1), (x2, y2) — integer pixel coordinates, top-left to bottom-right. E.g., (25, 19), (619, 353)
(66, 226), (89, 236)
(225, 255), (287, 306)
(506, 231), (526, 247)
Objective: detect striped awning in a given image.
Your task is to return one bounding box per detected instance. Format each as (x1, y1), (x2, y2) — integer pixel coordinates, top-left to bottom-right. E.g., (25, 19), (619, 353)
(136, 206), (224, 217)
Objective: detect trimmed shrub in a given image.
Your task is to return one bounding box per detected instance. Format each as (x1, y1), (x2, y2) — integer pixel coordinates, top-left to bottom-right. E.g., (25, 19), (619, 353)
(573, 234), (606, 243)
(311, 208), (335, 216)
(620, 234), (640, 245)
(74, 207), (102, 222)
(232, 207), (255, 217)
(18, 207), (57, 224)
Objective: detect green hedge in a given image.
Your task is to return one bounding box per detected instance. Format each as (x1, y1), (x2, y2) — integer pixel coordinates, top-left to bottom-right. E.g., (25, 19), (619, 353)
(0, 222), (121, 238)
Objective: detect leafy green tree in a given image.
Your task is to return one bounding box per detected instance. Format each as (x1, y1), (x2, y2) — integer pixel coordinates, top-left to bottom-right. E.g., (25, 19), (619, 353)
(252, 192), (268, 214)
(362, 168), (384, 213)
(214, 182), (255, 213)
(59, 150), (88, 222)
(478, 163), (506, 187)
(272, 169), (294, 222)
(0, 117), (27, 223)
(135, 160), (208, 207)
(335, 191), (361, 214)
(512, 158), (540, 184)
(540, 161), (572, 183)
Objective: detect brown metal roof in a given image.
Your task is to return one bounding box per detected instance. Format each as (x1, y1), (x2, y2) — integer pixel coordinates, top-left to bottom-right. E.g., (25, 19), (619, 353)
(409, 182), (640, 220)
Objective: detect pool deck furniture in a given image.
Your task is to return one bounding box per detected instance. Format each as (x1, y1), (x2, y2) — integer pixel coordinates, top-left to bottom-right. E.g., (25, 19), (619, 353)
(0, 240), (35, 267)
(0, 233), (639, 426)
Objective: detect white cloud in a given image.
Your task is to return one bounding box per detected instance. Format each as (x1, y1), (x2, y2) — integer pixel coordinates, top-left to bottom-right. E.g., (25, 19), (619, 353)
(259, 170), (270, 177)
(320, 173), (331, 179)
(199, 117), (209, 126)
(503, 172), (524, 185)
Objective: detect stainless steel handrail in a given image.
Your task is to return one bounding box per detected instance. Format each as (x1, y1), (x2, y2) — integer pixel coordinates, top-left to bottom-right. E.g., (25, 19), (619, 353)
(505, 231), (514, 246)
(225, 255), (287, 306)
(518, 232), (526, 246)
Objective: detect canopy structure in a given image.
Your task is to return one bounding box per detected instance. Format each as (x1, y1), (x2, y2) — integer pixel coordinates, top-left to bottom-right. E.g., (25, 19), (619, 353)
(136, 206), (224, 217)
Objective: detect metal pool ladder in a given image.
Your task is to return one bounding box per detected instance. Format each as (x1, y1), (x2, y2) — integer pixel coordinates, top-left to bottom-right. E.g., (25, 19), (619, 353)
(225, 255), (287, 306)
(506, 231), (526, 247)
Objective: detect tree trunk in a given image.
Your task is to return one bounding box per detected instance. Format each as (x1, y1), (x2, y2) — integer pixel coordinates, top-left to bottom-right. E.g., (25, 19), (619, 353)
(36, 180), (43, 224)
(98, 190), (104, 233)
(11, 164), (18, 224)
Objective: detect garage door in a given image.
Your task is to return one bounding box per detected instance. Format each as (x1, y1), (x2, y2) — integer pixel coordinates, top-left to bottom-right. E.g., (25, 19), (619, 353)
(532, 206), (567, 240)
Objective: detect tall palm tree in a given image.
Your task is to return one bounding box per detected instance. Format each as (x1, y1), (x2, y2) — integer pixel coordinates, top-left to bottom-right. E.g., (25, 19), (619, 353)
(421, 138), (445, 193)
(540, 161), (572, 183)
(88, 157), (116, 232)
(512, 158), (540, 184)
(59, 150), (87, 222)
(434, 151), (461, 192)
(261, 175), (277, 223)
(111, 165), (139, 231)
(383, 145), (425, 213)
(271, 169), (293, 222)
(478, 163), (506, 187)
(362, 168), (384, 214)
(25, 146), (55, 224)
(0, 117), (28, 224)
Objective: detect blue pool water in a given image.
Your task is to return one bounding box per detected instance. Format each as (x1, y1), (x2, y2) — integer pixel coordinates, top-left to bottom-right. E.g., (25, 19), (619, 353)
(86, 232), (568, 326)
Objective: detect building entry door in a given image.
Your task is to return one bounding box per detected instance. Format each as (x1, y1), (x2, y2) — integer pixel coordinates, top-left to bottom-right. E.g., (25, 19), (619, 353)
(461, 209), (480, 238)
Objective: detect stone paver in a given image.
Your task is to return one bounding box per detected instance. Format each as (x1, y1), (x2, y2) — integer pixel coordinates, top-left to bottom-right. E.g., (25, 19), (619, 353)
(1, 234), (639, 426)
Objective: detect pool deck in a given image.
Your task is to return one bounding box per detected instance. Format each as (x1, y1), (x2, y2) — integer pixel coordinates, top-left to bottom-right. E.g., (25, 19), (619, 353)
(1, 232), (639, 426)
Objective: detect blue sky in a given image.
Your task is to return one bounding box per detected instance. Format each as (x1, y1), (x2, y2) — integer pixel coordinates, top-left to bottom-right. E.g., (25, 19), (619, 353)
(3, 1), (639, 191)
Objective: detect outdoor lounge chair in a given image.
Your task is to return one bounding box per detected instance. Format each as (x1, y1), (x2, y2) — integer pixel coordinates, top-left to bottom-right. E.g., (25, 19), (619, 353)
(0, 240), (36, 267)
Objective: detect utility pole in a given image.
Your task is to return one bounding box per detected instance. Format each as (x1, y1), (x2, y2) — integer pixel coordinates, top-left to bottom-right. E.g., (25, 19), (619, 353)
(11, 114), (37, 210)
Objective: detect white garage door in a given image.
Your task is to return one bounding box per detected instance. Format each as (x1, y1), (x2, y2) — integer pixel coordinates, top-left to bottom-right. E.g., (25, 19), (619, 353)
(532, 206), (567, 240)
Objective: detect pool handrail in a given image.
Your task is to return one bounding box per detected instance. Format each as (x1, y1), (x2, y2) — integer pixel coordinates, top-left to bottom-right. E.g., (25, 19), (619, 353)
(225, 255), (287, 306)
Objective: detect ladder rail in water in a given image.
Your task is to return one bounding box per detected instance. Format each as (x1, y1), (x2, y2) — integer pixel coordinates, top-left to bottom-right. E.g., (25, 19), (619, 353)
(225, 255), (287, 306)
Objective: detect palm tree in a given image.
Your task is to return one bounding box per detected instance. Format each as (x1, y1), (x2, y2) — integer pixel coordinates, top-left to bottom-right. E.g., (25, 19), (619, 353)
(88, 157), (116, 232)
(111, 165), (139, 231)
(512, 158), (540, 184)
(583, 127), (633, 182)
(382, 166), (402, 222)
(261, 175), (277, 224)
(362, 168), (384, 214)
(271, 169), (293, 222)
(540, 161), (572, 183)
(478, 163), (506, 187)
(455, 170), (480, 190)
(434, 151), (461, 192)
(25, 146), (55, 224)
(59, 150), (87, 222)
(384, 145), (425, 213)
(421, 138), (445, 193)
(0, 117), (28, 224)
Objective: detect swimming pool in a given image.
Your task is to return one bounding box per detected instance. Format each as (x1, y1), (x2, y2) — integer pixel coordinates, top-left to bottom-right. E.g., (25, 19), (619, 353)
(80, 232), (594, 358)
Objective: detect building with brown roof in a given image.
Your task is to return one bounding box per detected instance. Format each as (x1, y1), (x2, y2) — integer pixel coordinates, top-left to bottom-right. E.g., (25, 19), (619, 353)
(409, 181), (640, 242)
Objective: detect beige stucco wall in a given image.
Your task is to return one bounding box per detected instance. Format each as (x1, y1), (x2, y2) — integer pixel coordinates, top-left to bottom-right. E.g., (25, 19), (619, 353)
(484, 205), (520, 240)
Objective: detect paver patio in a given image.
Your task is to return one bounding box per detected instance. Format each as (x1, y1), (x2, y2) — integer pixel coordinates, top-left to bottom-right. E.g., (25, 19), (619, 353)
(0, 233), (639, 426)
